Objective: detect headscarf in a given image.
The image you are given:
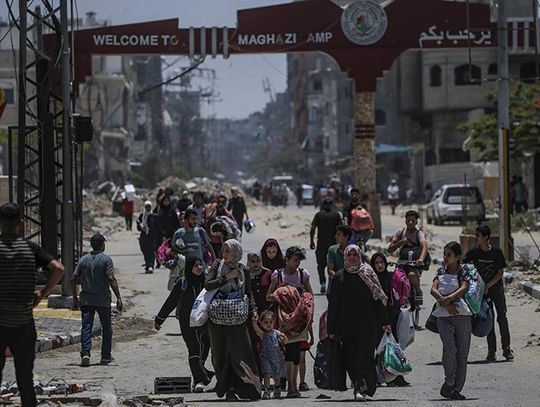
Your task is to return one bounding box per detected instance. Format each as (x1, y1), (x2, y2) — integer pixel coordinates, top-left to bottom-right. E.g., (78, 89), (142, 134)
(344, 245), (362, 273)
(217, 239), (244, 293)
(370, 252), (390, 295)
(261, 238), (286, 271)
(344, 245), (388, 306)
(141, 200), (152, 234)
(184, 257), (205, 289)
(247, 251), (263, 277)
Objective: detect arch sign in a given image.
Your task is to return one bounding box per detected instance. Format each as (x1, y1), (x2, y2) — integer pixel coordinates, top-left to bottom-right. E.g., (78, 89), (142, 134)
(44, 0), (506, 92)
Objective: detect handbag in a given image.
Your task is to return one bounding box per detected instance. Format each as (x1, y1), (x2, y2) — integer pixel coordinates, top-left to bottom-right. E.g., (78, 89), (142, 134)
(383, 333), (413, 376)
(189, 288), (217, 327)
(425, 304), (439, 333)
(208, 292), (249, 326)
(472, 299), (494, 337)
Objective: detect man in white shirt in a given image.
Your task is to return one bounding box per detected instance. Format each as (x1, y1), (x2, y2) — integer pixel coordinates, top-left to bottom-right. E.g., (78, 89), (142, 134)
(387, 179), (399, 215)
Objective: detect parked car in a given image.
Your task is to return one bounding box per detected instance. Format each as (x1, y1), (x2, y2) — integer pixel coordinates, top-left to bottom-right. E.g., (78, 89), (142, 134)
(302, 184), (314, 205)
(426, 184), (485, 225)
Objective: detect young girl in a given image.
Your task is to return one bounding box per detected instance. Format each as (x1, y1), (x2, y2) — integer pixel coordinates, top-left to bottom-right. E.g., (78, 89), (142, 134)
(252, 310), (286, 399)
(261, 238), (286, 271)
(430, 242), (472, 400)
(266, 246), (314, 398)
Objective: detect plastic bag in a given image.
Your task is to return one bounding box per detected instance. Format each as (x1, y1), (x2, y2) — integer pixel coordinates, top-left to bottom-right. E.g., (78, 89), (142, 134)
(375, 334), (397, 383)
(396, 307), (415, 349)
(189, 288), (217, 327)
(156, 238), (175, 265)
(384, 333), (412, 376)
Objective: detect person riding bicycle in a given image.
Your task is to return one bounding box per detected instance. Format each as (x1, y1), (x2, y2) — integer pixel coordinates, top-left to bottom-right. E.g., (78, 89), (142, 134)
(349, 202), (374, 251)
(387, 210), (429, 305)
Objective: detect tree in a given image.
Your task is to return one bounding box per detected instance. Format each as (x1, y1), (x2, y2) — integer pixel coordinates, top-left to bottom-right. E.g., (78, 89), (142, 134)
(458, 82), (540, 161)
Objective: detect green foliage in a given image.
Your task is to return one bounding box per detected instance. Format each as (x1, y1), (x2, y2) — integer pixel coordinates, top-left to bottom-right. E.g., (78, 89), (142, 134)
(458, 82), (540, 161)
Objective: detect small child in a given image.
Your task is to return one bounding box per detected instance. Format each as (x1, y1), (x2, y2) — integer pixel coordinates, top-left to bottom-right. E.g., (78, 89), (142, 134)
(252, 310), (286, 399)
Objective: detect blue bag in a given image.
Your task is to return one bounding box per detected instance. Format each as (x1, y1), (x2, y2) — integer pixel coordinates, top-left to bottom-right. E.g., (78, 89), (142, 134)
(472, 299), (493, 337)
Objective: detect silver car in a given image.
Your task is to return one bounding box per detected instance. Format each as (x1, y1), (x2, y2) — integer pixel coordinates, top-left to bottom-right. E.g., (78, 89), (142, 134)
(426, 184), (485, 225)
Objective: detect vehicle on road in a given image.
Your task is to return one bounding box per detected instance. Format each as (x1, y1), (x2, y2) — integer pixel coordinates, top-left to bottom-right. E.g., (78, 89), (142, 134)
(302, 184), (314, 205)
(426, 184), (485, 225)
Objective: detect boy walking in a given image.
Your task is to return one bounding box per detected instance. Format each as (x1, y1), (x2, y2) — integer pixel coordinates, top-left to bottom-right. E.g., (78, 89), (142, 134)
(71, 234), (123, 366)
(464, 225), (513, 361)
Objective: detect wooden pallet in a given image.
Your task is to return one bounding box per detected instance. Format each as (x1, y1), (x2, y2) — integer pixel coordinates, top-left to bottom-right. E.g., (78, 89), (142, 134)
(154, 377), (191, 394)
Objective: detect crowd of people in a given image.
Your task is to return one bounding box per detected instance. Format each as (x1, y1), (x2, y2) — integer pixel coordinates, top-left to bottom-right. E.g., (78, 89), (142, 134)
(140, 188), (514, 402)
(0, 177), (516, 404)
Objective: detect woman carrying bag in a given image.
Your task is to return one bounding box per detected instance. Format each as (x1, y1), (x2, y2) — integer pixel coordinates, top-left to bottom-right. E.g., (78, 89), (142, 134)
(430, 241), (472, 401)
(328, 245), (391, 402)
(204, 239), (261, 401)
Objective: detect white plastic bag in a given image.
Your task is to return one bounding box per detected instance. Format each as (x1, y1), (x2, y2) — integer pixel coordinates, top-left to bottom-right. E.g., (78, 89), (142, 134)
(189, 288), (217, 327)
(396, 307), (415, 350)
(375, 334), (397, 383)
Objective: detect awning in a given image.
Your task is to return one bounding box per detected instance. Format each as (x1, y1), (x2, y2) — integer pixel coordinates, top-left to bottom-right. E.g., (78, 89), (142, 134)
(375, 143), (413, 154)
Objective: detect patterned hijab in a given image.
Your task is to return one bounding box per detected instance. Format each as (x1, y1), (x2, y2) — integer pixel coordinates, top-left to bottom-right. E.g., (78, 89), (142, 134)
(218, 239), (244, 293)
(344, 245), (387, 306)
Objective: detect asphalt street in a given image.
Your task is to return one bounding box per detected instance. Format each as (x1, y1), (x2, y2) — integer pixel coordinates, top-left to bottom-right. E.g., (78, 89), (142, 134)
(2, 205), (539, 406)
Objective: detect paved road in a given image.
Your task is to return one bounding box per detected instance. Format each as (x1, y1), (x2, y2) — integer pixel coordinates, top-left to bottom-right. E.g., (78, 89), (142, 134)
(2, 206), (539, 406)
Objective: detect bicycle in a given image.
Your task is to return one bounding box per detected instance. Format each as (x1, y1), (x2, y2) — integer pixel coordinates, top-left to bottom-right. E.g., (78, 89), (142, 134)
(389, 259), (423, 329)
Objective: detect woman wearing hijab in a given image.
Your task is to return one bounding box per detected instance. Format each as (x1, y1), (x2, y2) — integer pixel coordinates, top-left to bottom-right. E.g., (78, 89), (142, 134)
(154, 258), (213, 392)
(137, 200), (158, 273)
(261, 238), (286, 271)
(156, 195), (181, 241)
(328, 245), (392, 401)
(370, 253), (409, 387)
(204, 239), (261, 401)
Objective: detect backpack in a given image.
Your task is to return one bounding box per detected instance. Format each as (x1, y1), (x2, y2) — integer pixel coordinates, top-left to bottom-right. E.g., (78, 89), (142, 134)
(350, 207), (373, 231)
(389, 267), (411, 306)
(157, 238), (175, 265)
(210, 216), (240, 241)
(277, 268), (305, 293)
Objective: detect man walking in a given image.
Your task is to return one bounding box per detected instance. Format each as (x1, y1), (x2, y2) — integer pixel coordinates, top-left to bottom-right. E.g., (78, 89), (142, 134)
(310, 197), (342, 294)
(227, 187), (249, 233)
(172, 208), (215, 269)
(0, 203), (64, 407)
(326, 224), (352, 296)
(464, 225), (514, 361)
(188, 191), (206, 226)
(71, 234), (123, 367)
(387, 179), (399, 215)
(137, 200), (158, 273)
(342, 188), (360, 226)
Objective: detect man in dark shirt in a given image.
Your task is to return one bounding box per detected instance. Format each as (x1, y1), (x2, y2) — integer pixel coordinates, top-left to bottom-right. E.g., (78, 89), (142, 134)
(176, 190), (193, 213)
(310, 197), (342, 294)
(0, 203), (64, 407)
(464, 224), (513, 362)
(227, 187), (249, 233)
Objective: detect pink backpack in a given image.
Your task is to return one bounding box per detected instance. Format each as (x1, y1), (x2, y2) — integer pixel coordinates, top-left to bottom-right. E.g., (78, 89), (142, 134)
(156, 238), (174, 265)
(390, 267), (411, 306)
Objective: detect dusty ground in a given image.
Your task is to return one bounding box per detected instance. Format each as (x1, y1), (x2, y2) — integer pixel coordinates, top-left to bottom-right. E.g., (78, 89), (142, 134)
(2, 203), (539, 406)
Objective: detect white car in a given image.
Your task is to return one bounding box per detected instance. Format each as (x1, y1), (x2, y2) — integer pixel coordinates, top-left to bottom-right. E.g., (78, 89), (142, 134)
(426, 184), (485, 225)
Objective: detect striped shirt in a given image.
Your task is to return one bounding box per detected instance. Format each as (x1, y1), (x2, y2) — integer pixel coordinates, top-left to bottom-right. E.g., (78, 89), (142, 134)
(0, 234), (54, 327)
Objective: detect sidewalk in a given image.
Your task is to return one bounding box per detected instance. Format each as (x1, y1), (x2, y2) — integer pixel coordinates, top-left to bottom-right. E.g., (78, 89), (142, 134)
(31, 301), (101, 354)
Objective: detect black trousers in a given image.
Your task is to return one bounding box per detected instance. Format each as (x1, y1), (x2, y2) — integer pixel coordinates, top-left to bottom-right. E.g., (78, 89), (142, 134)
(316, 247), (329, 285)
(0, 320), (37, 407)
(139, 233), (156, 268)
(179, 314), (212, 385)
(487, 289), (511, 352)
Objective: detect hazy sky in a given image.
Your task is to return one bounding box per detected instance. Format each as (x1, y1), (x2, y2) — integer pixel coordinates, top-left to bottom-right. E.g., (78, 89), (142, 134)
(2, 0), (289, 119)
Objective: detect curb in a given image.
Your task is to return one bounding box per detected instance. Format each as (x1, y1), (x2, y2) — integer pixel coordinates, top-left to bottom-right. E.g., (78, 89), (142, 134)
(519, 281), (540, 301)
(35, 325), (102, 354)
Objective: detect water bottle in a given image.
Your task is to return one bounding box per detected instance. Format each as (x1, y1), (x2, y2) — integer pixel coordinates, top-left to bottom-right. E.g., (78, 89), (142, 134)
(408, 250), (414, 263)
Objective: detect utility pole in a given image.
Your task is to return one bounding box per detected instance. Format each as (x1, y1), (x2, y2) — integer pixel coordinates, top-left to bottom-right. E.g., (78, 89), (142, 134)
(497, 0), (511, 259)
(60, 0), (74, 295)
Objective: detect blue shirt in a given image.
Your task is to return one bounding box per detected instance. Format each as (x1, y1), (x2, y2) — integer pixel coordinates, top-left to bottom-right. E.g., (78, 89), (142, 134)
(74, 251), (114, 307)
